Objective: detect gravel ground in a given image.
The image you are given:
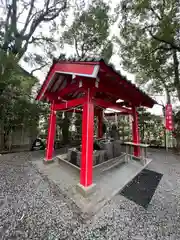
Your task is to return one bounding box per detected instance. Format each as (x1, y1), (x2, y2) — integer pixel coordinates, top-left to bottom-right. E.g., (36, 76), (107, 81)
(0, 149), (180, 239)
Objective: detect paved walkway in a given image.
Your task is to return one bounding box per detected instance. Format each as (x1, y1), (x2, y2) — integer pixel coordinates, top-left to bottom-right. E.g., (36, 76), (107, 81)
(0, 149), (180, 239)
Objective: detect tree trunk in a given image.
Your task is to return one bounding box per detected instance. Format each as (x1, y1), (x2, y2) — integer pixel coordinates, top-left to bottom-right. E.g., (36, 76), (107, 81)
(173, 49), (180, 101)
(0, 124), (5, 151)
(142, 122), (145, 142)
(8, 129), (13, 152)
(165, 89), (171, 104)
(172, 50), (180, 152)
(4, 131), (8, 150)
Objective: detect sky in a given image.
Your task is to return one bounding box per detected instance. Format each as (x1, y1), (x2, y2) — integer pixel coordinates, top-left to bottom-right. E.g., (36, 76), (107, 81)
(16, 0), (166, 116)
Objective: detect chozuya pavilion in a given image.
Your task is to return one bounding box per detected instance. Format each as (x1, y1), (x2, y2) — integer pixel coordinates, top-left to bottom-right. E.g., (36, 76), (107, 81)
(36, 57), (157, 196)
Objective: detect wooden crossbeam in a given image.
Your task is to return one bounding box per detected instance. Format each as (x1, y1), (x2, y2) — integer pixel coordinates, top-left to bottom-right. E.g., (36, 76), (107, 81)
(53, 97), (86, 110)
(93, 98), (132, 114)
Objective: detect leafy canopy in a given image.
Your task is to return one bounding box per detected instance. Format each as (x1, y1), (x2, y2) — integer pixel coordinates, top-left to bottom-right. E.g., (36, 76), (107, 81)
(116, 0), (180, 102)
(62, 0), (113, 61)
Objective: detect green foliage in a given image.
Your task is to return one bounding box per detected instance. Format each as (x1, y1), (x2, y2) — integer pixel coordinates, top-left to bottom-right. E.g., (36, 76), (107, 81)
(62, 0), (113, 61)
(116, 0), (180, 102)
(0, 0), (69, 150)
(0, 51), (47, 150)
(138, 107), (164, 144)
(116, 0), (180, 149)
(0, 52), (19, 93)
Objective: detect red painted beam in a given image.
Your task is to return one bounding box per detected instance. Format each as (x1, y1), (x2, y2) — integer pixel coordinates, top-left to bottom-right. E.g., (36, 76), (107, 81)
(53, 96), (86, 110)
(93, 98), (132, 114)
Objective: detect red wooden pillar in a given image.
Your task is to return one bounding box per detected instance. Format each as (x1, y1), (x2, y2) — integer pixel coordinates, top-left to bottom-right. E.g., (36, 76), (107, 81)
(98, 110), (103, 138)
(80, 89), (94, 187)
(45, 102), (56, 161)
(132, 106), (140, 157)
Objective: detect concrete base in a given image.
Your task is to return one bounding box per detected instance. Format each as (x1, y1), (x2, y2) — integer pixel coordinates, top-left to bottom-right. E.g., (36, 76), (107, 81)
(43, 158), (55, 164)
(132, 156), (141, 161)
(33, 153), (152, 216)
(76, 183), (96, 198)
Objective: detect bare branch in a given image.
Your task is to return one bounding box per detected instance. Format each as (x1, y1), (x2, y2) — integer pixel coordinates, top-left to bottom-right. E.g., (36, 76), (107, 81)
(149, 30), (180, 52)
(11, 0), (17, 32)
(74, 36), (80, 57)
(150, 7), (162, 21)
(142, 24), (157, 32)
(18, 1), (67, 58)
(2, 0), (68, 59)
(81, 42), (85, 58)
(4, 4), (11, 32)
(28, 36), (56, 44)
(45, 0), (50, 12)
(28, 9), (41, 24)
(17, 1), (30, 20)
(30, 63), (48, 75)
(2, 4), (11, 49)
(144, 45), (172, 58)
(21, 0), (35, 35)
(26, 1), (67, 39)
